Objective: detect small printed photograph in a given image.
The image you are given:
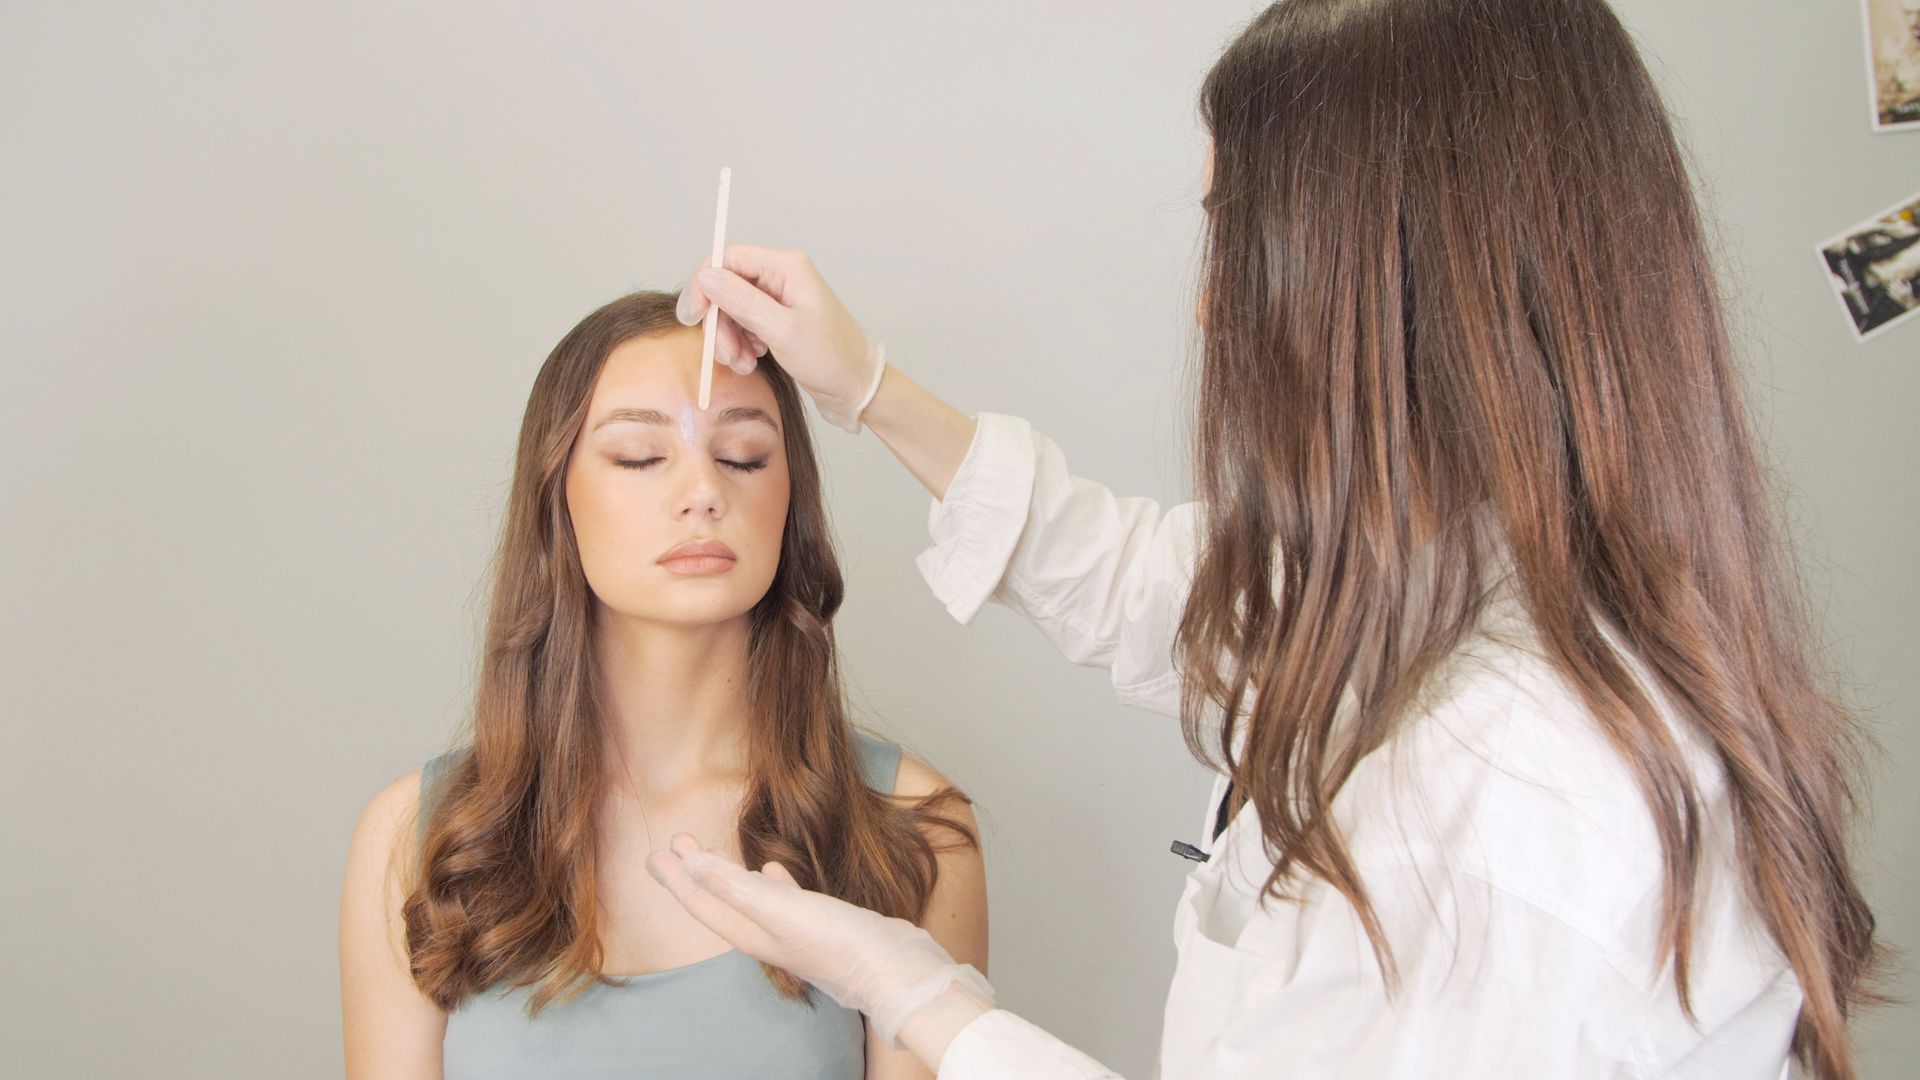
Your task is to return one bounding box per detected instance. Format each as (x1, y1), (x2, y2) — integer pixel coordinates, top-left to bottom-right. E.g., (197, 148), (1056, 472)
(1818, 190), (1920, 341)
(1864, 0), (1920, 130)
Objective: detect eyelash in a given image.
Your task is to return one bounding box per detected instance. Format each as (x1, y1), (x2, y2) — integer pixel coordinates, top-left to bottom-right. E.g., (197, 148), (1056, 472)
(616, 457), (768, 473)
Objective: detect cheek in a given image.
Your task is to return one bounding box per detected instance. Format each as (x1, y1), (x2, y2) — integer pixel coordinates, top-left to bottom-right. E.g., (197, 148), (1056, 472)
(760, 479), (792, 538)
(740, 471), (791, 560)
(566, 467), (613, 539)
(566, 465), (659, 578)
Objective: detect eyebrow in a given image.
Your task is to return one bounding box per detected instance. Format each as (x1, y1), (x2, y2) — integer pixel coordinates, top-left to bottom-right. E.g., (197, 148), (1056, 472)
(592, 406), (780, 433)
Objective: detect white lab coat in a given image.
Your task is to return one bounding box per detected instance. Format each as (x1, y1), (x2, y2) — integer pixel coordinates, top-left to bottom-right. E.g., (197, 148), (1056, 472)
(913, 414), (1802, 1079)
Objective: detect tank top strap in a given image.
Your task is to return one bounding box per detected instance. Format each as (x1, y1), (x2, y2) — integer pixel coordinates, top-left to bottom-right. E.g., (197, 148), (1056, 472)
(851, 730), (902, 794)
(416, 748), (469, 850)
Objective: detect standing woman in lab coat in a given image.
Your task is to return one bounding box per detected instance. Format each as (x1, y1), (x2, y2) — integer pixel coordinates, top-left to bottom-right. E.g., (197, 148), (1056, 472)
(653, 1), (1884, 1076)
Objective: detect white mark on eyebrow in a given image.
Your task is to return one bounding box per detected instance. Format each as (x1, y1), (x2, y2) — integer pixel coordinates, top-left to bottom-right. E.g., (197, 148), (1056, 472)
(678, 404), (696, 446)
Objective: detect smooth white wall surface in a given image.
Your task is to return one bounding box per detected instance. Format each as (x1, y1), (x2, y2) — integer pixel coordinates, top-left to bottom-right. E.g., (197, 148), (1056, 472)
(2, 2), (1912, 1076)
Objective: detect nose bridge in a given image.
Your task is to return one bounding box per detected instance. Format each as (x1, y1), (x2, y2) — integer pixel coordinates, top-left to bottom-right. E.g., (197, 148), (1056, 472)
(668, 451), (727, 519)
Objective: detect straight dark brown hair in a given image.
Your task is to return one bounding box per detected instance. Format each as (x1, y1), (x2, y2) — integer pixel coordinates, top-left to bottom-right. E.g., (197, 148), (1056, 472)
(402, 291), (974, 1012)
(1181, 2), (1882, 1076)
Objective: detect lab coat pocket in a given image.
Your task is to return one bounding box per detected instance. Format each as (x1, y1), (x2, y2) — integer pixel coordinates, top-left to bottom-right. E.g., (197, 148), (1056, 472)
(1160, 868), (1270, 1072)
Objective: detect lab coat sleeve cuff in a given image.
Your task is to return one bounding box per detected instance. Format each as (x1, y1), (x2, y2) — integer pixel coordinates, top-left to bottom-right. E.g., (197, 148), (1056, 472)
(913, 412), (1039, 625)
(938, 1009), (1122, 1079)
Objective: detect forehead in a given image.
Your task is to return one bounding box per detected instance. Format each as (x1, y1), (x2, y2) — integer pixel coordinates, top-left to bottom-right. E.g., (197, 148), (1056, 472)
(587, 326), (780, 417)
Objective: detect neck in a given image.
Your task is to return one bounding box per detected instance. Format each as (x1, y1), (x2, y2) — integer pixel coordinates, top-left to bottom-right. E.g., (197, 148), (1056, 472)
(592, 606), (754, 800)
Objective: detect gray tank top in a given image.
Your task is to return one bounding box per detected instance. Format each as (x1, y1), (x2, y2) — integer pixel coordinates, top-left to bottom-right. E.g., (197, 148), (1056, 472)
(416, 731), (904, 1080)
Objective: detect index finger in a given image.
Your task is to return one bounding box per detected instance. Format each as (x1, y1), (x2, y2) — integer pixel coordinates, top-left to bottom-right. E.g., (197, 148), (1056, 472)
(646, 849), (780, 954)
(682, 847), (803, 918)
(677, 244), (806, 319)
(716, 244), (810, 302)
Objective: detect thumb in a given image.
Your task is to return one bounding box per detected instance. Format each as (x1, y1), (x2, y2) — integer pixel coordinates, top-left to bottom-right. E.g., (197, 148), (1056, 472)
(697, 267), (792, 344)
(761, 861), (801, 888)
(675, 256), (716, 326)
(674, 285), (706, 326)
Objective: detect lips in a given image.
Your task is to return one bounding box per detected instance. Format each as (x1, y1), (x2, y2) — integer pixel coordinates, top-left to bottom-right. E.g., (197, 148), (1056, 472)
(657, 538), (737, 575)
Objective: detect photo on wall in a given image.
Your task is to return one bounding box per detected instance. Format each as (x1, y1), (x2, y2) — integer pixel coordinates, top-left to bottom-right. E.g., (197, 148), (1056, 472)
(1864, 0), (1920, 130)
(1818, 189), (1920, 341)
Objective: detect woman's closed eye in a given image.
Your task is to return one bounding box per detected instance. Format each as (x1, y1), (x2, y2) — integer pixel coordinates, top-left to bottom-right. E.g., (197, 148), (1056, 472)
(615, 456), (769, 473)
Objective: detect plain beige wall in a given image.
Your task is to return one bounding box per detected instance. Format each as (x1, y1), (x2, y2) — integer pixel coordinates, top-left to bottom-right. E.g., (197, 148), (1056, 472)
(1, 2), (1913, 1076)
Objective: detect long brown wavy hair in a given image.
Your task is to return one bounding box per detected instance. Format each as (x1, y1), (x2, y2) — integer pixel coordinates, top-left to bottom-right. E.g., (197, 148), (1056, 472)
(403, 290), (975, 1013)
(1180, 2), (1882, 1076)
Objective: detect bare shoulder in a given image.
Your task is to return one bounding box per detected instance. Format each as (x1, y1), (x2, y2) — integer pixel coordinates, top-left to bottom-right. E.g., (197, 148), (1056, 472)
(893, 752), (982, 839)
(343, 769), (428, 913)
(860, 754), (979, 1078)
(367, 769), (424, 823)
(349, 770), (424, 861)
(342, 769), (449, 1069)
(340, 771), (433, 1000)
(892, 752), (955, 799)
(890, 753), (983, 837)
(891, 754), (987, 969)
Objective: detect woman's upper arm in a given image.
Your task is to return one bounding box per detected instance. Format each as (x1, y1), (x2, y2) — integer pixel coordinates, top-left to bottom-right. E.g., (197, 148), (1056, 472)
(340, 771), (446, 1080)
(895, 754), (988, 970)
(864, 753), (990, 1080)
(915, 412), (1200, 718)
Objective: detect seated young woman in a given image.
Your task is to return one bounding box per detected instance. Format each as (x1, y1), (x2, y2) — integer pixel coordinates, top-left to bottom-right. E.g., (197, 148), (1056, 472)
(339, 290), (987, 1080)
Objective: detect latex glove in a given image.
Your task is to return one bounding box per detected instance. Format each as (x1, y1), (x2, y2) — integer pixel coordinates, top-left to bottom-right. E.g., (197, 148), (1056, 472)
(646, 833), (993, 1048)
(675, 245), (888, 433)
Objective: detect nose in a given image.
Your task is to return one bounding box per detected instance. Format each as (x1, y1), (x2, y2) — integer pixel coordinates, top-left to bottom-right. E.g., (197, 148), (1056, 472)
(672, 460), (728, 521)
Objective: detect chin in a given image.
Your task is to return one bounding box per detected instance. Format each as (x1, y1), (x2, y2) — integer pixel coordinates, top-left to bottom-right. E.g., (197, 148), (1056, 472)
(662, 604), (757, 628)
(594, 566), (777, 628)
(622, 589), (762, 628)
